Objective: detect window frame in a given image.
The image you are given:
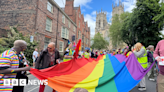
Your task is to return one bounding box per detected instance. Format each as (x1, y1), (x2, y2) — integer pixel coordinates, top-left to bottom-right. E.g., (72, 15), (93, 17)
(68, 21), (71, 28)
(61, 26), (69, 39)
(59, 41), (64, 52)
(46, 17), (52, 32)
(62, 15), (65, 24)
(73, 26), (76, 32)
(44, 37), (51, 49)
(47, 2), (53, 13)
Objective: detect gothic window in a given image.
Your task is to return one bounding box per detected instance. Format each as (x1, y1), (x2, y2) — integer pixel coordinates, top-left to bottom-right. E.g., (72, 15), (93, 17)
(103, 20), (105, 28)
(99, 20), (101, 28)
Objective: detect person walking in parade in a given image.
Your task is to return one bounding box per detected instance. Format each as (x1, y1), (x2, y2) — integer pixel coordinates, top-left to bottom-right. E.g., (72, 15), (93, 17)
(63, 40), (74, 62)
(35, 42), (60, 92)
(83, 47), (90, 59)
(0, 40), (30, 92)
(133, 42), (148, 91)
(32, 48), (38, 68)
(147, 45), (155, 81)
(91, 49), (95, 58)
(153, 39), (164, 92)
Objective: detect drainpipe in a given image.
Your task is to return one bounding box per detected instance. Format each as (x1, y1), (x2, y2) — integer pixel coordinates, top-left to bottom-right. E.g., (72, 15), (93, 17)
(56, 8), (59, 48)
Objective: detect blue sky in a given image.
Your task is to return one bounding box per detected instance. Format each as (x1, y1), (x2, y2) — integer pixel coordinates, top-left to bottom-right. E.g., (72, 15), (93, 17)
(54, 0), (163, 37)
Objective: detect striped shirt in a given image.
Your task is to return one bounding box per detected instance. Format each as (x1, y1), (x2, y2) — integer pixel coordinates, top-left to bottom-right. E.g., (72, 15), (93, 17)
(0, 49), (21, 92)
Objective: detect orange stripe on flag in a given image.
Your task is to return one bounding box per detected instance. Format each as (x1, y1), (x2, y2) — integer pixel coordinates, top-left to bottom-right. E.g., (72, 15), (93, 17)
(47, 56), (103, 92)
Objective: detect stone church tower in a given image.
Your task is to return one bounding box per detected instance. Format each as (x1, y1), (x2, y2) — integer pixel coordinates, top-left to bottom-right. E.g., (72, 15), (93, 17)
(94, 0), (126, 50)
(109, 0), (126, 49)
(95, 9), (110, 41)
(112, 0), (124, 21)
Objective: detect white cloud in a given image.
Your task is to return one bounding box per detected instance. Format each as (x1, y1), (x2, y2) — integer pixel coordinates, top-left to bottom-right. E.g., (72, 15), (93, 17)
(159, 0), (163, 3)
(162, 31), (164, 35)
(54, 0), (92, 9)
(123, 0), (136, 12)
(74, 0), (92, 9)
(54, 0), (65, 7)
(113, 0), (136, 12)
(91, 11), (96, 15)
(84, 14), (96, 38)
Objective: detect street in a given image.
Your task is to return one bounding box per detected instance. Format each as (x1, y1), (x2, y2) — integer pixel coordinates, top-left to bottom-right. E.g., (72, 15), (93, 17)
(130, 76), (156, 92)
(24, 74), (156, 92)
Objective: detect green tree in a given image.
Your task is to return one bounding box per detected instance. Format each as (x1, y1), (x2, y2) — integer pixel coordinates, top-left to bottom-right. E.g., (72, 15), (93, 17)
(130, 0), (162, 47)
(153, 2), (164, 28)
(91, 33), (109, 50)
(120, 12), (134, 47)
(0, 26), (39, 64)
(109, 14), (123, 47)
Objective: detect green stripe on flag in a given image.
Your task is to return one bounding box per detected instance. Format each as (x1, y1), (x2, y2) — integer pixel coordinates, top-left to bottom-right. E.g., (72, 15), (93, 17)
(95, 55), (118, 92)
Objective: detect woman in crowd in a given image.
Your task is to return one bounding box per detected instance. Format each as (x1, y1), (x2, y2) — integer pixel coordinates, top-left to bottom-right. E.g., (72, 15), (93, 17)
(147, 45), (155, 81)
(95, 51), (98, 58)
(153, 39), (164, 92)
(63, 40), (74, 62)
(83, 48), (90, 59)
(133, 42), (148, 91)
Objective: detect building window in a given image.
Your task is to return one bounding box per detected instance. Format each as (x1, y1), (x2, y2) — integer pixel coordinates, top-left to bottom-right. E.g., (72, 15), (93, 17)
(79, 13), (81, 18)
(46, 17), (52, 32)
(66, 28), (69, 39)
(59, 41), (64, 52)
(82, 35), (84, 43)
(78, 31), (81, 39)
(61, 26), (69, 39)
(47, 2), (53, 13)
(86, 39), (88, 44)
(44, 37), (51, 49)
(62, 15), (65, 24)
(79, 22), (80, 28)
(73, 26), (75, 32)
(68, 21), (71, 28)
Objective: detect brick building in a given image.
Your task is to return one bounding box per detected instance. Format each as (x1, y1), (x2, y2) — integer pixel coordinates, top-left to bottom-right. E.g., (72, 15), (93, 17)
(63, 0), (90, 50)
(0, 0), (77, 54)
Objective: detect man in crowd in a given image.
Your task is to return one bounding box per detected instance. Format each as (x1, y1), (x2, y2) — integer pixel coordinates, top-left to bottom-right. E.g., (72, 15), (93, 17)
(0, 40), (30, 92)
(153, 39), (164, 92)
(73, 88), (88, 92)
(32, 48), (38, 68)
(35, 42), (60, 92)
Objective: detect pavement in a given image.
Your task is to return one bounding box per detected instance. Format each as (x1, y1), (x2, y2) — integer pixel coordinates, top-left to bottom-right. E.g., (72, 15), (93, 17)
(130, 76), (156, 92)
(24, 74), (157, 92)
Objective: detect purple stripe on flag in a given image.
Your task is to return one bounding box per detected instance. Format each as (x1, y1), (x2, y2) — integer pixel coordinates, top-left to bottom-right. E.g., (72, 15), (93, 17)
(115, 53), (155, 80)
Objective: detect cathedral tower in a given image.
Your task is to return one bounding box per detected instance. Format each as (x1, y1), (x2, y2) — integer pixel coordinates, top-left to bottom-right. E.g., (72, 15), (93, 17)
(112, 0), (124, 21)
(95, 9), (109, 34)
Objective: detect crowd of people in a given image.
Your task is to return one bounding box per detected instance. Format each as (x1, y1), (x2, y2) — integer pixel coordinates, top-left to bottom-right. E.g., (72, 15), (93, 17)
(0, 39), (164, 92)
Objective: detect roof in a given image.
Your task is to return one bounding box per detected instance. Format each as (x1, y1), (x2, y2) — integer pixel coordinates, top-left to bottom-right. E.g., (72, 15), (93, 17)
(49, 0), (77, 27)
(74, 7), (79, 10)
(61, 8), (65, 11)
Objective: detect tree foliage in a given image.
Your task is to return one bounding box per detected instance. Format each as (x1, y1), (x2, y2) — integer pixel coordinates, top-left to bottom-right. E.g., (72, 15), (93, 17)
(0, 26), (39, 64)
(110, 0), (163, 48)
(120, 12), (133, 47)
(131, 0), (162, 47)
(91, 33), (109, 50)
(109, 14), (122, 47)
(153, 2), (164, 28)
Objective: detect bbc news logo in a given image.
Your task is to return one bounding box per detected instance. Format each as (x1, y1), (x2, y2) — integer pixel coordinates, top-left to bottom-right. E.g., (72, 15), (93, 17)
(3, 79), (48, 86)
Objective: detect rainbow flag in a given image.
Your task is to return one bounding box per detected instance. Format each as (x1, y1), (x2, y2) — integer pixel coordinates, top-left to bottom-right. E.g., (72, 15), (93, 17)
(30, 53), (154, 92)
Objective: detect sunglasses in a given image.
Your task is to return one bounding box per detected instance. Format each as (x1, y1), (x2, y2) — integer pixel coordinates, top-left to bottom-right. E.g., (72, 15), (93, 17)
(47, 47), (52, 49)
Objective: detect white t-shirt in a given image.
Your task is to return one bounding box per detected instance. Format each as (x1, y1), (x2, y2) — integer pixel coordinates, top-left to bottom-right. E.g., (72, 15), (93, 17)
(32, 51), (38, 60)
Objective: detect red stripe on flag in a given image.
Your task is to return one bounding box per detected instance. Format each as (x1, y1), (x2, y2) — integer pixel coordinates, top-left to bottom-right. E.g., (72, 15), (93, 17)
(73, 39), (81, 59)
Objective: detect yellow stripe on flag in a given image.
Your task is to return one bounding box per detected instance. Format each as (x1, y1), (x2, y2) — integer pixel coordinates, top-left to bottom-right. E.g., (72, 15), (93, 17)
(69, 55), (106, 92)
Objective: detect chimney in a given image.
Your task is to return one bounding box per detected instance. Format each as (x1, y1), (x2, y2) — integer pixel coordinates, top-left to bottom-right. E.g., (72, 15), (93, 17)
(65, 0), (74, 16)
